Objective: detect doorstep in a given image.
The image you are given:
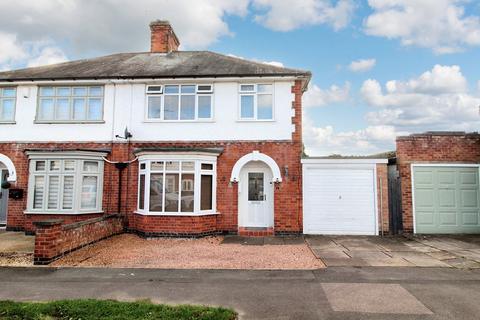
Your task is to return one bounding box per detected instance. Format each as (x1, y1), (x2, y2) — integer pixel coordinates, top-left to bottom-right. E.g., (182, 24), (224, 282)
(238, 227), (274, 237)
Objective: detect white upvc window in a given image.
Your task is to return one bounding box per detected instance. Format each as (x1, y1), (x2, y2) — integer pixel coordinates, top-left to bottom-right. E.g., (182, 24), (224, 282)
(146, 84), (213, 121)
(137, 155), (216, 215)
(239, 84), (274, 120)
(0, 87), (16, 123)
(26, 152), (105, 214)
(36, 86), (104, 122)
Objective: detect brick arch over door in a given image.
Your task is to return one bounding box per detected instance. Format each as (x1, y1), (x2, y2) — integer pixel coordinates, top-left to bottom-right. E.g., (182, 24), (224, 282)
(230, 151), (282, 183)
(0, 153), (16, 182)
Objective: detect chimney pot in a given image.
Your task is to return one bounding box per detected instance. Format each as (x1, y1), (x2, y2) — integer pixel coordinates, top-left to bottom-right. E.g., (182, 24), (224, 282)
(149, 20), (180, 53)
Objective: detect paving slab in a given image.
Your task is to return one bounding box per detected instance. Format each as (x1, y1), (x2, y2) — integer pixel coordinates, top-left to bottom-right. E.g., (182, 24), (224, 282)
(304, 236), (338, 248)
(454, 250), (480, 262)
(311, 249), (350, 259)
(282, 237), (305, 245)
(345, 250), (392, 259)
(443, 257), (480, 269)
(322, 257), (369, 267)
(263, 237), (286, 245)
(363, 257), (414, 267)
(321, 283), (433, 314)
(220, 236), (246, 245)
(425, 251), (458, 261)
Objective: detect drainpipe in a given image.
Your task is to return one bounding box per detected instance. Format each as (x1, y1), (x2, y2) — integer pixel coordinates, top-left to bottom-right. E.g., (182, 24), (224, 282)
(115, 162), (129, 214)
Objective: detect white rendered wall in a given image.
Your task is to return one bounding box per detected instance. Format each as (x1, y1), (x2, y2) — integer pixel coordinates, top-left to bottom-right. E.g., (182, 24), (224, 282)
(0, 80), (296, 142)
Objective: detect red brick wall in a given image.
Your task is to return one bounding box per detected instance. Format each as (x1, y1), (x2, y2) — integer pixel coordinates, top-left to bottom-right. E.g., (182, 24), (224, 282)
(1, 81), (304, 236)
(33, 214), (123, 265)
(376, 163), (389, 233)
(150, 21), (179, 53)
(396, 133), (480, 232)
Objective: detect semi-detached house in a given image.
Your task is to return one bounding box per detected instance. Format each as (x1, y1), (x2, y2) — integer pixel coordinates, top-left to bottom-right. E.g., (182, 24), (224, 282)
(0, 21), (311, 237)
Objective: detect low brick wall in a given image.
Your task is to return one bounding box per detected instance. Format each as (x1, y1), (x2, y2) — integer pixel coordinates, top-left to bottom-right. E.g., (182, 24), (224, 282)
(33, 214), (124, 265)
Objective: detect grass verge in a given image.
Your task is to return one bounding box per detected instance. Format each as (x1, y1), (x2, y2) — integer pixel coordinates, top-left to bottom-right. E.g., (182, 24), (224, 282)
(0, 299), (237, 320)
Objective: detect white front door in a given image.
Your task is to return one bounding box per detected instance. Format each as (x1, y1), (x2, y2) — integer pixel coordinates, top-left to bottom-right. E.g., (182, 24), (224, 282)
(0, 170), (8, 224)
(239, 162), (273, 228)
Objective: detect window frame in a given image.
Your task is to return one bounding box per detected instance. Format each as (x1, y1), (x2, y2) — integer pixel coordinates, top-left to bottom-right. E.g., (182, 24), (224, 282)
(136, 154), (217, 216)
(35, 85), (105, 123)
(0, 86), (17, 124)
(144, 84), (214, 122)
(238, 83), (275, 121)
(25, 152), (106, 214)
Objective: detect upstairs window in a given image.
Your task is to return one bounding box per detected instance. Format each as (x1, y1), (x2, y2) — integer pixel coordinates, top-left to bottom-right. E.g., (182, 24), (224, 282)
(0, 87), (16, 122)
(146, 84), (213, 121)
(239, 84), (273, 120)
(37, 86), (104, 122)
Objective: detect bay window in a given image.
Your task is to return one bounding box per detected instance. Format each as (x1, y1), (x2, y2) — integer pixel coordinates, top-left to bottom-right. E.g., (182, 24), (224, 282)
(146, 84), (213, 121)
(239, 84), (274, 120)
(137, 156), (216, 215)
(37, 86), (104, 122)
(26, 152), (105, 214)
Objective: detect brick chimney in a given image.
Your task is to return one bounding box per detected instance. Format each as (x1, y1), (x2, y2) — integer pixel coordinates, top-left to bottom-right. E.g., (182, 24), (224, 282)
(149, 20), (180, 53)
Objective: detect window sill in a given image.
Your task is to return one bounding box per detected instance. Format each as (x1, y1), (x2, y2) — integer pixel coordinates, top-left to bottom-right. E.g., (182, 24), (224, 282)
(24, 210), (104, 215)
(236, 119), (275, 123)
(134, 211), (219, 217)
(0, 121), (16, 125)
(34, 120), (105, 124)
(143, 119), (215, 123)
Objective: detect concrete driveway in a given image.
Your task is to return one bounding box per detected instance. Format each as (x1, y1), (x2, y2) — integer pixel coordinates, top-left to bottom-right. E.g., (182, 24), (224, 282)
(306, 235), (480, 268)
(0, 230), (34, 266)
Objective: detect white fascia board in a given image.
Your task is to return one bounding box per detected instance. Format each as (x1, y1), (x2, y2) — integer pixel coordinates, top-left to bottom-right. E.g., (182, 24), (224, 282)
(0, 76), (298, 86)
(301, 158), (388, 164)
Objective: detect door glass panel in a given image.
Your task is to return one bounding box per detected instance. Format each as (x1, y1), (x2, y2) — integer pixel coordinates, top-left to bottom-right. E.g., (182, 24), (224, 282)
(248, 172), (264, 201)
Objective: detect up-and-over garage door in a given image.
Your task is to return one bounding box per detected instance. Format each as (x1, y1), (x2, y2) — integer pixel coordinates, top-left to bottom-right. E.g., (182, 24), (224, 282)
(413, 166), (480, 234)
(302, 160), (386, 235)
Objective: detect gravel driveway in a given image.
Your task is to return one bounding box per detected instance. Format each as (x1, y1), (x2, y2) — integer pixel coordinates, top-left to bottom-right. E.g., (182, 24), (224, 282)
(53, 234), (324, 269)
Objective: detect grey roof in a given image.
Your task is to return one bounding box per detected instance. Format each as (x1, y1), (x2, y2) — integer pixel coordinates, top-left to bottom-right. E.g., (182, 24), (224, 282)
(0, 51), (311, 81)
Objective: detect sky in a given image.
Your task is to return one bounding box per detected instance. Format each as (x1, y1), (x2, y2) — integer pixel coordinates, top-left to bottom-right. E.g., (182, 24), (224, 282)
(1, 0), (480, 156)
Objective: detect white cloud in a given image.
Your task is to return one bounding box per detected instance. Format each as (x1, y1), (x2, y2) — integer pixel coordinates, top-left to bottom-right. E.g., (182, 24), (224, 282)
(253, 0), (355, 31)
(227, 54), (285, 67)
(0, 0), (250, 57)
(303, 82), (350, 108)
(361, 65), (480, 132)
(0, 31), (67, 71)
(348, 58), (376, 72)
(364, 0), (480, 54)
(303, 118), (397, 155)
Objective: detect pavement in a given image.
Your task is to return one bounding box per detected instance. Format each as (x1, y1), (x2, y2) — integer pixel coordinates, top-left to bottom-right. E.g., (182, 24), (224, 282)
(0, 266), (479, 319)
(306, 235), (480, 269)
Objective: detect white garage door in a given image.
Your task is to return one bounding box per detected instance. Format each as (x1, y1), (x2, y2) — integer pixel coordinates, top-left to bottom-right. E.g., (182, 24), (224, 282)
(303, 164), (378, 235)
